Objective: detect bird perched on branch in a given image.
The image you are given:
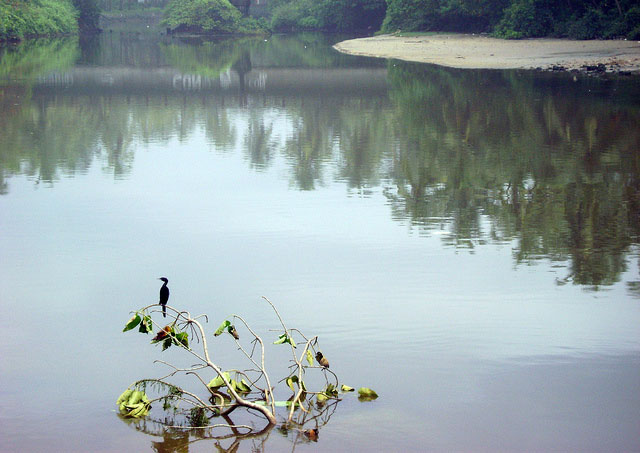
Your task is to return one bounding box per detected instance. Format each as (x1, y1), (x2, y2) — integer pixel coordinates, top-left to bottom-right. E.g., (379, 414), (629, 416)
(158, 277), (169, 318)
(316, 351), (329, 368)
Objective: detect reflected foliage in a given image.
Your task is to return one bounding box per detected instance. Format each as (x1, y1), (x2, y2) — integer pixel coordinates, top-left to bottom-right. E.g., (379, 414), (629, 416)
(385, 62), (640, 287)
(1, 34), (639, 289)
(0, 37), (79, 79)
(161, 37), (251, 78)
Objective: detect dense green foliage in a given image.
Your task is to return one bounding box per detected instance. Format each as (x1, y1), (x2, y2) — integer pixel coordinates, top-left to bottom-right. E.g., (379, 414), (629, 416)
(162, 0), (266, 34)
(269, 0), (386, 32)
(494, 0), (640, 39)
(381, 0), (508, 33)
(0, 0), (78, 41)
(380, 0), (640, 39)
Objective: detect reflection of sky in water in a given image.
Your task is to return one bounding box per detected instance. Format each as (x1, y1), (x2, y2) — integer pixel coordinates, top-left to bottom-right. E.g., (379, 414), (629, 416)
(2, 130), (639, 450)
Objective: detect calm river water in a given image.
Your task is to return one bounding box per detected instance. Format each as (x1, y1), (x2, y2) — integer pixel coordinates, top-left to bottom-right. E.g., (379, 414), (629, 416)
(1, 30), (639, 452)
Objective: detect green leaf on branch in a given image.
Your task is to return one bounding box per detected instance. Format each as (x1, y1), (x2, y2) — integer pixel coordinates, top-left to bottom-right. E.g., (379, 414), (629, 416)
(162, 337), (172, 351)
(316, 392), (328, 403)
(286, 375), (297, 393)
(340, 384), (355, 392)
(208, 371), (231, 389)
(214, 320), (231, 336)
(306, 350), (314, 366)
(358, 387), (379, 401)
(138, 315), (153, 334)
(235, 379), (251, 393)
(123, 314), (141, 332)
(273, 333), (296, 348)
(174, 331), (189, 348)
(324, 383), (338, 397)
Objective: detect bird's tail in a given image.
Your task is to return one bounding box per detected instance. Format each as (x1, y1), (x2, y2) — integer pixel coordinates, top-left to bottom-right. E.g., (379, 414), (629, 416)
(162, 304), (166, 318)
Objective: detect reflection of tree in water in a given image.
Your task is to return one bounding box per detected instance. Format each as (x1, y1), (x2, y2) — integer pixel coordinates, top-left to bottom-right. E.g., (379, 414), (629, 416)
(117, 399), (339, 452)
(334, 100), (390, 190)
(282, 101), (334, 190)
(384, 62), (640, 287)
(243, 108), (275, 170)
(3, 35), (640, 290)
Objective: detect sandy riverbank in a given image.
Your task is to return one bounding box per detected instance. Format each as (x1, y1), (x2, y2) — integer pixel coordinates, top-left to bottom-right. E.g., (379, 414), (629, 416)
(333, 34), (640, 73)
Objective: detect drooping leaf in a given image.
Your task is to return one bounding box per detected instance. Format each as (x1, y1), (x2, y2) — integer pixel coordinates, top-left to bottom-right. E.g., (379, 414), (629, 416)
(174, 331), (189, 348)
(152, 325), (173, 343)
(306, 350), (314, 366)
(162, 336), (172, 351)
(138, 315), (153, 334)
(273, 333), (288, 345)
(236, 379), (251, 393)
(286, 375), (297, 393)
(214, 320), (231, 336)
(208, 371), (231, 389)
(340, 384), (355, 392)
(316, 392), (328, 403)
(358, 387), (379, 401)
(123, 314), (141, 332)
(325, 383), (337, 396)
(273, 333), (296, 348)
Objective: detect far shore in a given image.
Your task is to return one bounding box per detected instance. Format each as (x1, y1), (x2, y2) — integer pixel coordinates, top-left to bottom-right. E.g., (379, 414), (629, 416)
(333, 34), (640, 73)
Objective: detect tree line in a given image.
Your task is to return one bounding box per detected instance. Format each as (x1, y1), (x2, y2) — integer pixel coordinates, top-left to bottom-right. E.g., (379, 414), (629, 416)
(381, 0), (640, 39)
(3, 0), (638, 41)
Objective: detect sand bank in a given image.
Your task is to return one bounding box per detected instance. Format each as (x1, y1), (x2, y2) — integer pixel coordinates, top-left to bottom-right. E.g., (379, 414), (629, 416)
(333, 34), (640, 73)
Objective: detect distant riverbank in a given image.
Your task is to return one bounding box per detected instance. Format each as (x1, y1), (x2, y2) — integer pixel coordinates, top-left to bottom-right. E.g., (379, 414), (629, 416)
(334, 34), (640, 74)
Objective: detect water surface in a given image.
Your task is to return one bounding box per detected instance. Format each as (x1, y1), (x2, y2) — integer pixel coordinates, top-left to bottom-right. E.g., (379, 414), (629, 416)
(1, 31), (639, 452)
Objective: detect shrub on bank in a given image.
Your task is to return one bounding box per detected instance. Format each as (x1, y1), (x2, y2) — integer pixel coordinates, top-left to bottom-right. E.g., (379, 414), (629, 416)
(0, 0), (78, 41)
(162, 0), (266, 34)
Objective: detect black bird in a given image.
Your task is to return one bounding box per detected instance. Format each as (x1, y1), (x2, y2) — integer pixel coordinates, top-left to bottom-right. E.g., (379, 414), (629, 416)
(158, 277), (169, 318)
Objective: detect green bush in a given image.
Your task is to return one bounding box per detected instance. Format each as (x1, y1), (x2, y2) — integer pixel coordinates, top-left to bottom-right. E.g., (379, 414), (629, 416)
(162, 0), (244, 34)
(0, 0), (79, 41)
(627, 6), (640, 39)
(380, 0), (438, 33)
(270, 0), (315, 32)
(493, 0), (553, 38)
